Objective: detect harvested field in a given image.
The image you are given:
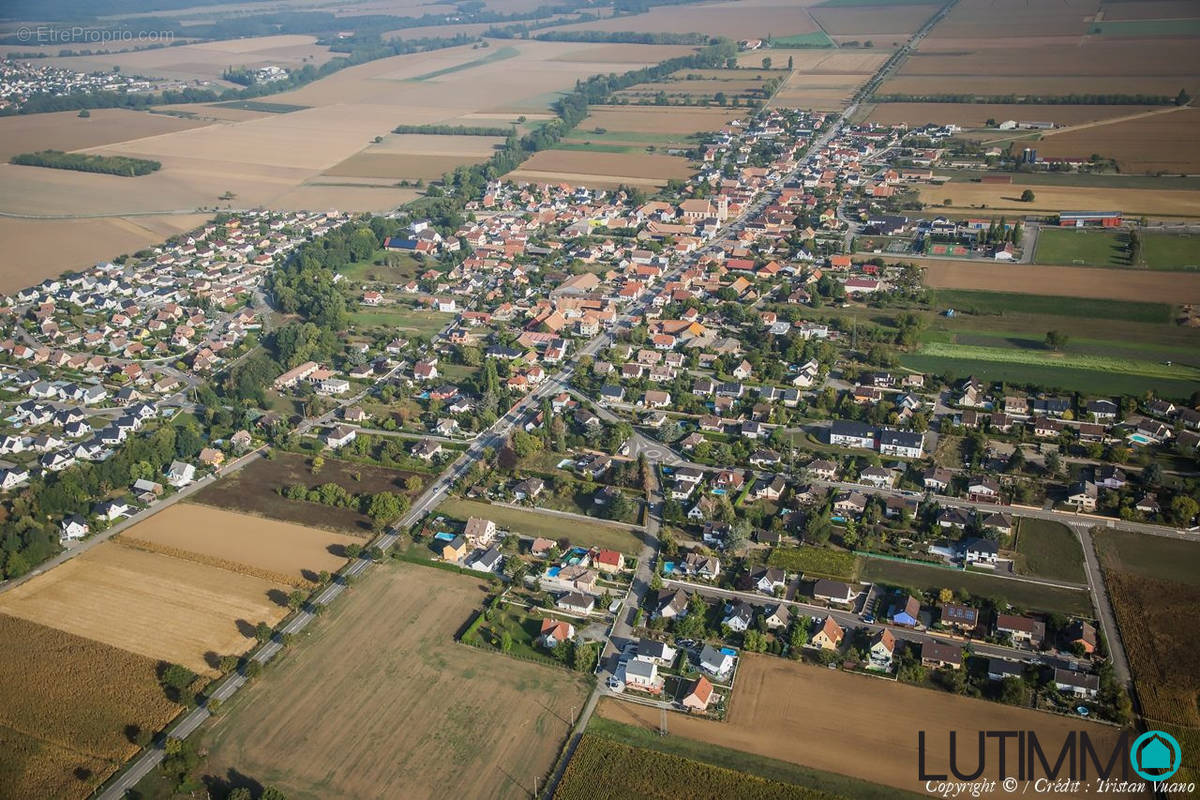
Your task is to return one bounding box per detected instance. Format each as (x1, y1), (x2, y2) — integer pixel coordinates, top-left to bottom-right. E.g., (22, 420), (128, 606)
(0, 543), (289, 676)
(921, 0), (1098, 38)
(120, 504), (357, 586)
(0, 109), (212, 161)
(903, 38), (1199, 78)
(809, 4), (938, 34)
(879, 72), (1199, 97)
(0, 614), (181, 800)
(917, 182), (1200, 219)
(737, 49), (886, 71)
(324, 152), (491, 180)
(202, 565), (590, 800)
(1101, 0), (1200, 20)
(191, 451), (428, 534)
(0, 213), (210, 295)
(543, 0), (822, 39)
(580, 105), (737, 134)
(269, 183), (419, 212)
(862, 102), (1163, 128)
(35, 35), (335, 87)
(507, 149), (693, 188)
(918, 260), (1200, 302)
(1034, 107), (1200, 175)
(597, 655), (1128, 796)
(770, 71), (872, 109)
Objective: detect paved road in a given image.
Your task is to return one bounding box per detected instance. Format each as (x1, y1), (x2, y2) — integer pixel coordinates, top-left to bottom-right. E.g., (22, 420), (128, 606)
(1075, 526), (1131, 685)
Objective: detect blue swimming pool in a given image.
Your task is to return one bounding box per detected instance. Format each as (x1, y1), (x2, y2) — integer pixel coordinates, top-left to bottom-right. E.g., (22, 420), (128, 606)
(711, 488), (726, 496)
(547, 566), (561, 578)
(662, 561), (675, 574)
(1127, 433), (1154, 445)
(720, 647), (737, 657)
(434, 532), (455, 541)
(831, 516), (847, 523)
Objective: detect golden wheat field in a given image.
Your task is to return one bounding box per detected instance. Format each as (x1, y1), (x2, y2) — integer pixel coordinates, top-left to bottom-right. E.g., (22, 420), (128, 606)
(0, 614), (181, 800)
(0, 542), (290, 675)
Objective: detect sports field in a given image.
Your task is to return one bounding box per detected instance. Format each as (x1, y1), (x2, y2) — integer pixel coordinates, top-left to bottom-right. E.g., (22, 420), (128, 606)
(202, 565), (590, 800)
(597, 654), (1124, 796)
(1035, 228), (1200, 270)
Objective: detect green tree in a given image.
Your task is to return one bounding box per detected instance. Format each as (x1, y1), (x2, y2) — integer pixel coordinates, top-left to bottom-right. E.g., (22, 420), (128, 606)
(1044, 330), (1068, 351)
(761, 56), (772, 69)
(1020, 189), (1035, 202)
(255, 622), (273, 642)
(1170, 495), (1198, 525)
(368, 491), (407, 530)
(287, 589), (306, 610)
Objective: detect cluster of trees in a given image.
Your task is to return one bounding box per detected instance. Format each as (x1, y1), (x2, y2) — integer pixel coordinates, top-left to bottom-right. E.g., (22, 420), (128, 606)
(870, 92), (1179, 105)
(1, 423), (205, 578)
(279, 484), (411, 529)
(10, 149), (160, 176)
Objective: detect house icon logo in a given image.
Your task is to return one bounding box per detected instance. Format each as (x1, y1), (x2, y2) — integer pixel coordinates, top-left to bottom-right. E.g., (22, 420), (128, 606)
(1129, 730), (1181, 781)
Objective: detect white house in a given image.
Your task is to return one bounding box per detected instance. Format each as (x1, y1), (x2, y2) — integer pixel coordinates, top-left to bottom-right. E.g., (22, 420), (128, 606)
(166, 460), (197, 487)
(60, 515), (90, 542)
(699, 644), (735, 679)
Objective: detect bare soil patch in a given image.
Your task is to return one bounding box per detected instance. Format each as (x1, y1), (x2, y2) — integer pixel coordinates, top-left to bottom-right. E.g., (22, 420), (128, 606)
(919, 182), (1200, 219)
(863, 103), (1163, 128)
(809, 4), (938, 35)
(1034, 107), (1200, 174)
(581, 105), (736, 134)
(0, 109), (212, 161)
(0, 543), (289, 675)
(202, 564), (590, 800)
(597, 655), (1127, 796)
(543, 0), (821, 39)
(508, 150), (693, 188)
(918, 260), (1200, 303)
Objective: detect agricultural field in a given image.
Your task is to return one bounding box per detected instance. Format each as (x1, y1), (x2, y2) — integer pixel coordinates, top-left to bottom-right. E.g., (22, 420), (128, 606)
(809, 3), (939, 36)
(190, 451), (429, 535)
(1035, 228), (1200, 270)
(578, 105), (736, 135)
(917, 260), (1200, 303)
(201, 565), (591, 800)
(0, 615), (181, 800)
(0, 542), (290, 675)
(1033, 107), (1200, 175)
(918, 181), (1200, 220)
(506, 149), (694, 188)
(1095, 529), (1200, 789)
(0, 109), (213, 162)
(597, 654), (1125, 796)
(860, 102), (1163, 128)
(860, 556), (1094, 615)
(436, 496), (644, 554)
(1010, 519), (1086, 584)
(738, 49), (887, 73)
(769, 71), (872, 110)
(0, 213), (211, 295)
(584, 716), (917, 800)
(766, 545), (858, 581)
(555, 734), (837, 800)
(323, 133), (506, 182)
(120, 504), (357, 587)
(542, 0), (823, 40)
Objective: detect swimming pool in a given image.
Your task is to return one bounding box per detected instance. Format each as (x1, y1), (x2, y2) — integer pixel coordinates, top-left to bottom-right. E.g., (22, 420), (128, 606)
(711, 488), (726, 496)
(831, 516), (847, 523)
(547, 566), (561, 578)
(720, 647), (737, 657)
(662, 561), (676, 574)
(1127, 433), (1155, 445)
(434, 532), (455, 542)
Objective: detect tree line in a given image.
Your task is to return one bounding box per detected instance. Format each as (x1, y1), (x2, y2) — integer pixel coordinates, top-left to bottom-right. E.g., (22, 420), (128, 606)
(10, 149), (161, 176)
(392, 123), (513, 136)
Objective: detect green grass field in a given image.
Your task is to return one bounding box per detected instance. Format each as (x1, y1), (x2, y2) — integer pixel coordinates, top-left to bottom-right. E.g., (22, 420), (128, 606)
(861, 556), (1093, 616)
(347, 306), (451, 337)
(1035, 228), (1200, 270)
(552, 142), (645, 154)
(587, 717), (923, 800)
(912, 341), (1200, 382)
(337, 249), (424, 283)
(1089, 19), (1200, 36)
(1012, 519), (1087, 584)
(409, 46), (518, 81)
(436, 496), (644, 554)
(900, 353), (1200, 398)
(932, 289), (1172, 323)
(769, 32), (835, 48)
(767, 545), (859, 580)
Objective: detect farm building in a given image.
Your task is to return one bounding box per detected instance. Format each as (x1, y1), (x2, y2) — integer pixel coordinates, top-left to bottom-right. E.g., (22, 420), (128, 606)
(1057, 211), (1122, 228)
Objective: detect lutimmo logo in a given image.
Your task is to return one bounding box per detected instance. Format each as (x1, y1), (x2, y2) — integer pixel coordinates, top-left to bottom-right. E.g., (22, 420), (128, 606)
(1129, 730), (1181, 781)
